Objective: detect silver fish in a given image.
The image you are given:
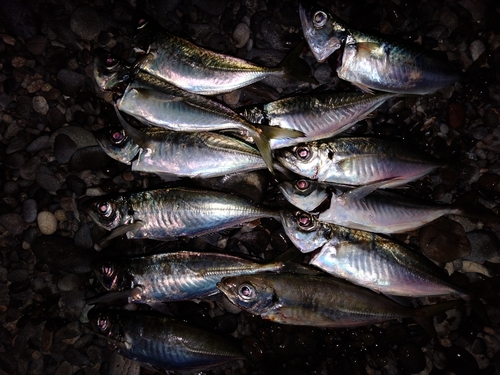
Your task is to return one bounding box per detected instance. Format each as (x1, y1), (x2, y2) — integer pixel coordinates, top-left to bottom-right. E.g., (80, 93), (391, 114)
(134, 24), (312, 95)
(240, 91), (394, 149)
(217, 273), (462, 328)
(93, 49), (132, 93)
(95, 124), (271, 180)
(280, 210), (468, 298)
(275, 137), (442, 188)
(82, 187), (280, 242)
(88, 308), (245, 371)
(299, 3), (462, 94)
(115, 74), (304, 173)
(91, 251), (290, 303)
(279, 179), (469, 233)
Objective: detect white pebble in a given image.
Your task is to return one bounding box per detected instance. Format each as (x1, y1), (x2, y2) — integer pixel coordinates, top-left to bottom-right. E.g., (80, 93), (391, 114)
(37, 211), (58, 235)
(32, 96), (49, 115)
(470, 39), (485, 61)
(233, 22), (250, 49)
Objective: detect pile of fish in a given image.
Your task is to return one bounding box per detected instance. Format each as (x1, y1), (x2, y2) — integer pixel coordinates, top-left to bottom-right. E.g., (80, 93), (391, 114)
(82, 3), (495, 373)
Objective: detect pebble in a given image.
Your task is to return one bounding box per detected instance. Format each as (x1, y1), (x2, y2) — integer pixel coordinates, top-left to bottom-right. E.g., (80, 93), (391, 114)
(465, 230), (499, 262)
(0, 213), (28, 236)
(397, 343), (426, 373)
(32, 96), (49, 115)
(22, 199), (38, 223)
(26, 135), (51, 154)
(233, 22), (251, 48)
(26, 35), (48, 55)
(69, 145), (113, 172)
(70, 6), (101, 41)
(53, 134), (77, 165)
(57, 69), (86, 97)
(419, 217), (471, 263)
(37, 211), (58, 235)
(36, 172), (61, 193)
(7, 268), (28, 283)
(448, 101), (466, 129)
(470, 40), (486, 61)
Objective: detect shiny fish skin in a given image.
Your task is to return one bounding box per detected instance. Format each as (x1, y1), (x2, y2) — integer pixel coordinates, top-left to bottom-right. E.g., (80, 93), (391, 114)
(93, 49), (132, 93)
(135, 28), (290, 95)
(95, 125), (269, 179)
(275, 137), (442, 188)
(299, 3), (461, 94)
(280, 210), (468, 298)
(279, 179), (463, 233)
(92, 251), (289, 303)
(83, 187), (280, 241)
(217, 273), (459, 328)
(88, 308), (245, 371)
(240, 91), (394, 149)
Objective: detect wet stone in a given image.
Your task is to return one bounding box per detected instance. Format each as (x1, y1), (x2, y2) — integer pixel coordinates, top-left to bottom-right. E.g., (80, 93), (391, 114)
(239, 229), (269, 254)
(64, 347), (90, 367)
(70, 6), (101, 41)
(65, 175), (87, 197)
(419, 217), (471, 263)
(26, 35), (48, 55)
(73, 223), (93, 249)
(4, 180), (20, 196)
(19, 156), (42, 180)
(22, 198), (38, 223)
(233, 22), (251, 48)
(0, 213), (28, 236)
(70, 146), (112, 172)
(26, 135), (51, 153)
(7, 268), (28, 283)
(54, 360), (72, 375)
(54, 134), (77, 165)
(57, 69), (85, 97)
(465, 230), (499, 263)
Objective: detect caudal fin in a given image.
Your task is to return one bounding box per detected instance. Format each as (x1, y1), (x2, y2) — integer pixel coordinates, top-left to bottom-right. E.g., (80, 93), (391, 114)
(277, 41), (318, 85)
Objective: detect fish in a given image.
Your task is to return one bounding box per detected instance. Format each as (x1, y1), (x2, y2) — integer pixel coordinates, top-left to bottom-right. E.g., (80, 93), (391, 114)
(95, 123), (272, 180)
(115, 73), (305, 173)
(299, 3), (462, 94)
(239, 91), (395, 149)
(133, 19), (315, 95)
(217, 273), (462, 328)
(279, 179), (472, 234)
(82, 186), (280, 244)
(279, 209), (469, 298)
(89, 251), (294, 304)
(93, 48), (133, 93)
(275, 137), (442, 188)
(88, 308), (245, 371)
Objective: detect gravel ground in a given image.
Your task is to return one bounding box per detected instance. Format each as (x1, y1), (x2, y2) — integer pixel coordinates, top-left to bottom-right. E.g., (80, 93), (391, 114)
(1, 0), (500, 374)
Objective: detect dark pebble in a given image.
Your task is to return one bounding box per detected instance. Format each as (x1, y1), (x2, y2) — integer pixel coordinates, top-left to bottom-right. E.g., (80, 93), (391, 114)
(19, 156), (42, 180)
(64, 347), (91, 367)
(0, 351), (17, 374)
(239, 229), (270, 254)
(46, 108), (66, 130)
(0, 213), (28, 236)
(214, 313), (239, 333)
(26, 35), (48, 55)
(54, 134), (77, 165)
(4, 180), (20, 196)
(26, 135), (51, 154)
(70, 5), (101, 41)
(65, 175), (87, 197)
(419, 217), (471, 263)
(7, 268), (28, 283)
(465, 230), (499, 263)
(191, 0), (227, 17)
(435, 345), (479, 375)
(6, 151), (27, 169)
(73, 223), (93, 249)
(477, 172), (500, 199)
(242, 336), (267, 363)
(69, 146), (113, 172)
(22, 199), (38, 223)
(448, 101), (466, 129)
(35, 172), (61, 193)
(57, 69), (85, 97)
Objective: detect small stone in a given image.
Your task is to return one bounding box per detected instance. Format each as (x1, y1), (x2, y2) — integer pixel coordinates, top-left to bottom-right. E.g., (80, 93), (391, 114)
(70, 5), (101, 41)
(314, 64), (334, 85)
(57, 69), (85, 97)
(419, 217), (471, 263)
(233, 22), (251, 48)
(7, 269), (28, 283)
(70, 146), (113, 172)
(57, 274), (86, 292)
(37, 211), (58, 235)
(448, 101), (466, 129)
(36, 172), (61, 193)
(54, 361), (72, 375)
(22, 199), (38, 223)
(470, 40), (486, 61)
(222, 89), (241, 107)
(0, 213), (28, 236)
(54, 134), (78, 164)
(26, 135), (51, 153)
(32, 96), (49, 115)
(26, 35), (48, 55)
(465, 230), (500, 263)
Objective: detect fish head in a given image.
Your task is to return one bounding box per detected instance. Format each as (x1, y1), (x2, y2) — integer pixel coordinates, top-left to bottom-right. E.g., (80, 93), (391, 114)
(279, 179), (329, 212)
(82, 194), (132, 231)
(93, 49), (133, 93)
(88, 308), (132, 350)
(299, 3), (347, 62)
(217, 275), (278, 315)
(280, 209), (330, 253)
(95, 126), (140, 165)
(91, 256), (130, 291)
(275, 144), (321, 179)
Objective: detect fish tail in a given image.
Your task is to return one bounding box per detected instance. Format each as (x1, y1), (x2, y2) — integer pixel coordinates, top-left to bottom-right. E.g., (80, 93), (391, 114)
(250, 127), (275, 174)
(413, 299), (465, 338)
(277, 41), (318, 84)
(450, 192), (499, 224)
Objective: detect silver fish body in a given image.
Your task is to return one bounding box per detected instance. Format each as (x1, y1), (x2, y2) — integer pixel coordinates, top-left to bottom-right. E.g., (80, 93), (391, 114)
(95, 125), (269, 179)
(135, 29), (287, 95)
(275, 137), (442, 188)
(88, 308), (245, 371)
(92, 251), (288, 303)
(240, 91), (394, 149)
(280, 210), (468, 298)
(93, 49), (133, 93)
(83, 187), (280, 241)
(279, 179), (463, 233)
(299, 3), (462, 94)
(217, 273), (460, 328)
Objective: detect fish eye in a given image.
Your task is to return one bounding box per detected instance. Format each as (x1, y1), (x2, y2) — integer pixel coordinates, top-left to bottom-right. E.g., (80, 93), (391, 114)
(96, 315), (111, 332)
(294, 146), (311, 161)
(238, 283), (255, 300)
(97, 201), (113, 217)
(295, 179), (310, 191)
(296, 212), (315, 230)
(313, 11), (328, 28)
(105, 56), (118, 69)
(101, 262), (114, 278)
(110, 129), (127, 145)
(118, 72), (131, 83)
